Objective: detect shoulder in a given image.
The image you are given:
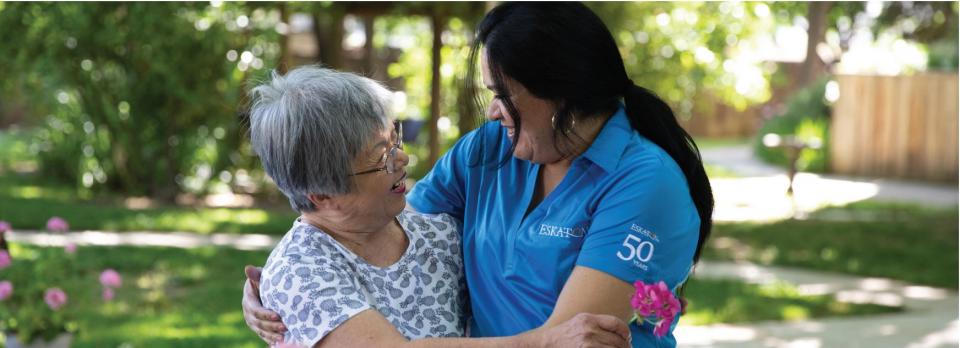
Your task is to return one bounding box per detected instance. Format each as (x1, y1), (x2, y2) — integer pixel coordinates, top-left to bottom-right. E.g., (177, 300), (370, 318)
(261, 222), (349, 290)
(399, 211), (461, 242)
(610, 135), (690, 196)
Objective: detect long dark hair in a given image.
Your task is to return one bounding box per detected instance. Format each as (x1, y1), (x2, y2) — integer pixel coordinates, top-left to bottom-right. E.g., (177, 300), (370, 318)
(465, 3), (714, 271)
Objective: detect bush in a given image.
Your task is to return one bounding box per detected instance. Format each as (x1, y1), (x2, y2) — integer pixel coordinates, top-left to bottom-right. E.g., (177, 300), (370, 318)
(753, 78), (831, 173)
(0, 3), (279, 199)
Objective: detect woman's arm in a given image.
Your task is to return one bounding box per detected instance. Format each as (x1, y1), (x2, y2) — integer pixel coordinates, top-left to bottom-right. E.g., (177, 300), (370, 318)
(541, 266), (634, 328)
(314, 308), (630, 348)
(242, 266), (630, 348)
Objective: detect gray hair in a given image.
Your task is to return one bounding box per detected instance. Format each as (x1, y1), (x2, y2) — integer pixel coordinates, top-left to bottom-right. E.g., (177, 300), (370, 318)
(248, 66), (392, 212)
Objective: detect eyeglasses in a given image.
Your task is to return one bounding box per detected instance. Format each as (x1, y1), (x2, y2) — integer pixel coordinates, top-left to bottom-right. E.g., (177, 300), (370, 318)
(350, 120), (403, 176)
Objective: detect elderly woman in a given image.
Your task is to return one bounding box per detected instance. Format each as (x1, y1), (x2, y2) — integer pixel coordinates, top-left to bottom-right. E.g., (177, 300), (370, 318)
(246, 66), (629, 348)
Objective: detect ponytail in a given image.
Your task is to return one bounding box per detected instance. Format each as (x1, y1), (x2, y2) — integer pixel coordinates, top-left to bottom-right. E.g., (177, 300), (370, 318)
(623, 83), (714, 264)
(623, 83), (713, 314)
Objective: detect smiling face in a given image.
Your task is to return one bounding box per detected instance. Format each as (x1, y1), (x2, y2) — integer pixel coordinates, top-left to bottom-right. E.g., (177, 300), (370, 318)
(321, 122), (409, 228)
(481, 50), (565, 164)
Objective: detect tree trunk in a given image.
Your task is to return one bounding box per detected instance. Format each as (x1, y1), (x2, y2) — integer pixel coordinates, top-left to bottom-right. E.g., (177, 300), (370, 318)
(278, 4), (291, 73)
(798, 2), (831, 88)
(313, 5), (345, 69)
(362, 14), (376, 77)
(427, 14), (444, 168)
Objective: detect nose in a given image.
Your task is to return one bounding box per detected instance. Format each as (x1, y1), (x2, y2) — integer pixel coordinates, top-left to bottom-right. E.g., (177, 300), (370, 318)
(394, 147), (410, 171)
(486, 99), (503, 122)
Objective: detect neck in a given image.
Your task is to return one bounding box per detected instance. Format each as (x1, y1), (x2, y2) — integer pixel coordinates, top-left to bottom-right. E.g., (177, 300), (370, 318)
(544, 111), (612, 170)
(300, 212), (407, 267)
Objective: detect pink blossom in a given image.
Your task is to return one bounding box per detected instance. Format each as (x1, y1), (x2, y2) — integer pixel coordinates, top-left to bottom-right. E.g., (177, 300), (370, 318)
(0, 281), (12, 301)
(653, 315), (674, 337)
(99, 269), (122, 288)
(0, 221), (10, 234)
(631, 280), (681, 337)
(0, 250), (10, 270)
(46, 217), (69, 232)
(44, 288), (68, 310)
(102, 287), (115, 301)
(274, 343), (305, 348)
(64, 243), (77, 254)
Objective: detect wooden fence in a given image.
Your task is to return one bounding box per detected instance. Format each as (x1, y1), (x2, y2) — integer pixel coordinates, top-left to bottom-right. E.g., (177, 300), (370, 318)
(680, 101), (762, 138)
(830, 73), (959, 182)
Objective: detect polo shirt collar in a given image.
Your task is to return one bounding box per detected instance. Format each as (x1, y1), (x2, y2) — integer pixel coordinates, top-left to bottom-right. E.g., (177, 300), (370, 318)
(580, 105), (632, 173)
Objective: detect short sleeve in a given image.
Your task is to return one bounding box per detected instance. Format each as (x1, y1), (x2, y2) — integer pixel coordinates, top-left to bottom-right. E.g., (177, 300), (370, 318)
(407, 123), (494, 220)
(261, 255), (372, 347)
(575, 160), (700, 287)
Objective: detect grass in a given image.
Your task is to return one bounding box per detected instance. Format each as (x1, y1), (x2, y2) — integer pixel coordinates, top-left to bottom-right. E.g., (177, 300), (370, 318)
(0, 175), (298, 235)
(0, 245), (270, 348)
(0, 245), (899, 347)
(704, 164), (740, 179)
(682, 278), (899, 325)
(704, 202), (959, 289)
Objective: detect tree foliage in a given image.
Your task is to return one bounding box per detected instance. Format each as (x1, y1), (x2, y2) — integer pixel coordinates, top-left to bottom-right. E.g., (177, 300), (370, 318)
(0, 2), (281, 199)
(589, 2), (779, 114)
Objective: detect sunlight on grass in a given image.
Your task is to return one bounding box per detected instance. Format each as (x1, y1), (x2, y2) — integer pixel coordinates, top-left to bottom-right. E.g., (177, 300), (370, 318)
(705, 164), (740, 178)
(10, 186), (43, 199)
(683, 279), (900, 325)
(705, 202), (958, 288)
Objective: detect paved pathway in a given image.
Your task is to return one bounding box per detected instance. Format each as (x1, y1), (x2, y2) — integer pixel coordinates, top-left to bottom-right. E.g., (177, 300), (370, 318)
(701, 145), (958, 222)
(691, 145), (958, 347)
(677, 262), (958, 348)
(6, 230), (281, 250)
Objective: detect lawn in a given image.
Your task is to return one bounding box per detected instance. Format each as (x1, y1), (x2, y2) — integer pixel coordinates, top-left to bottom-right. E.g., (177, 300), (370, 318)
(681, 278), (898, 325)
(704, 202), (959, 289)
(0, 245), (899, 347)
(0, 175), (297, 235)
(0, 245), (269, 348)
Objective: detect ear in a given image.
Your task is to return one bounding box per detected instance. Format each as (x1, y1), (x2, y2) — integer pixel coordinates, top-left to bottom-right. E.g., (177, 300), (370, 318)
(306, 193), (335, 211)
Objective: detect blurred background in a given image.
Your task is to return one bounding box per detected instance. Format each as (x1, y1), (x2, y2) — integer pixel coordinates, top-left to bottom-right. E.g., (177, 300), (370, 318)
(0, 1), (956, 347)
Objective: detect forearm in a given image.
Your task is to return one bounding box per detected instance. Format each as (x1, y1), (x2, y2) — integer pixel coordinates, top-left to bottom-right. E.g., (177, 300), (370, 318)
(402, 331), (538, 348)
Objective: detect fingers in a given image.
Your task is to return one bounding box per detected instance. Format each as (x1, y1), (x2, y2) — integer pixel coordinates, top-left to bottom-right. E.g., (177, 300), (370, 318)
(256, 326), (285, 345)
(244, 278), (263, 302)
(245, 265), (263, 290)
(252, 305), (281, 322)
(587, 314), (631, 340)
(584, 328), (630, 348)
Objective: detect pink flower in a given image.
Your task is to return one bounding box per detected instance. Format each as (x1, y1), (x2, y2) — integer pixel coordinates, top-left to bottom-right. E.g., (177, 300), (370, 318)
(631, 280), (681, 337)
(100, 269), (122, 288)
(102, 287), (115, 301)
(653, 315), (674, 337)
(0, 250), (10, 270)
(274, 343), (305, 348)
(44, 288), (68, 310)
(46, 217), (69, 232)
(64, 243), (77, 254)
(0, 281), (12, 301)
(0, 221), (10, 234)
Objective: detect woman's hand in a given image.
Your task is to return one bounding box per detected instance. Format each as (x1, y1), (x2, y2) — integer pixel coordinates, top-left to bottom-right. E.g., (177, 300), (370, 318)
(242, 265), (287, 344)
(530, 313), (631, 348)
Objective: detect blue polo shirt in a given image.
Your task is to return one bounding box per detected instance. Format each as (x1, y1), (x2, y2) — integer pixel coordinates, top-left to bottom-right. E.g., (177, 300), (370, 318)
(407, 106), (700, 348)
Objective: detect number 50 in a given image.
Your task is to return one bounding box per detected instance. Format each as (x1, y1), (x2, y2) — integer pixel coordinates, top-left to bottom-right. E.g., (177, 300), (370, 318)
(617, 235), (654, 262)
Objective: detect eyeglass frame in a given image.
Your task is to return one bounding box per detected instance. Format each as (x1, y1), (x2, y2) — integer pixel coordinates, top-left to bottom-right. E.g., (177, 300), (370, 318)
(349, 120), (403, 176)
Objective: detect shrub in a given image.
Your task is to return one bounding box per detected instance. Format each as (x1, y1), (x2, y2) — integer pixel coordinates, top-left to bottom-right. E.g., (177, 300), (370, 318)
(753, 78), (831, 173)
